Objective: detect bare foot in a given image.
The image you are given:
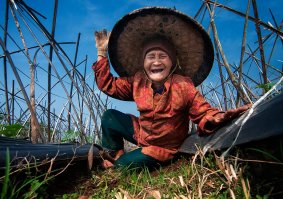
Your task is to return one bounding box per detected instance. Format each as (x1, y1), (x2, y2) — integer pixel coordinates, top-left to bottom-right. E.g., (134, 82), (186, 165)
(101, 149), (124, 169)
(114, 149), (124, 160)
(102, 159), (114, 168)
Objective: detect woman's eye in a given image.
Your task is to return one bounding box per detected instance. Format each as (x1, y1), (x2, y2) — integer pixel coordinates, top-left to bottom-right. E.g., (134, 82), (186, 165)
(146, 56), (155, 60)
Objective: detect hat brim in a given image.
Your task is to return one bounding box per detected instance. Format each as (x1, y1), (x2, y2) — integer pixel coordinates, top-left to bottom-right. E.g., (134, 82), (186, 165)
(108, 7), (214, 86)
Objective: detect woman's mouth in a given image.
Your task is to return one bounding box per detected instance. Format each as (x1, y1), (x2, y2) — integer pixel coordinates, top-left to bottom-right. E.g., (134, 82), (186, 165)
(151, 68), (164, 73)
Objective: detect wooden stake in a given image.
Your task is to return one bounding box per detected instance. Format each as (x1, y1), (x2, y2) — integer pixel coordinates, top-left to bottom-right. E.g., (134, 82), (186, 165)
(252, 0), (268, 92)
(9, 2), (42, 143)
(12, 80), (15, 124)
(0, 38), (46, 143)
(68, 32), (81, 131)
(47, 0), (58, 142)
(215, 46), (228, 110)
(237, 0), (251, 106)
(3, 0), (11, 124)
(206, 0), (283, 37)
(205, 3), (250, 104)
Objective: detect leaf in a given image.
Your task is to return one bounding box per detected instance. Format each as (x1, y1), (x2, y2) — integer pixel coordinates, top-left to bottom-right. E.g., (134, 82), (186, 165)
(229, 188), (236, 199)
(178, 176), (185, 187)
(229, 164), (238, 181)
(256, 81), (283, 91)
(88, 144), (94, 170)
(0, 124), (23, 137)
(118, 188), (132, 199)
(247, 148), (281, 162)
(149, 190), (161, 199)
(1, 148), (10, 199)
(115, 192), (123, 199)
(179, 195), (189, 199)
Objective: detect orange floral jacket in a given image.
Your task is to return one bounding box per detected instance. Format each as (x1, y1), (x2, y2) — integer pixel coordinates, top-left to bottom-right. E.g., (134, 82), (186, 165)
(93, 58), (223, 161)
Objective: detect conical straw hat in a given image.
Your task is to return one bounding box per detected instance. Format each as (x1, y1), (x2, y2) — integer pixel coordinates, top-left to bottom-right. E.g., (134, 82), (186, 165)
(108, 7), (214, 86)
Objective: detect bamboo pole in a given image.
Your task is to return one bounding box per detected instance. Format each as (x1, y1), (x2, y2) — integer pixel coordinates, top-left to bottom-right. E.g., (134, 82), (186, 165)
(267, 9), (281, 66)
(252, 0), (268, 91)
(80, 55), (87, 136)
(242, 82), (259, 100)
(3, 0), (11, 124)
(14, 5), (83, 140)
(18, 1), (103, 141)
(227, 83), (236, 109)
(68, 33), (81, 131)
(194, 2), (205, 19)
(0, 37), (75, 58)
(31, 50), (89, 140)
(242, 22), (283, 67)
(52, 100), (68, 141)
(89, 80), (96, 137)
(47, 0), (58, 142)
(9, 2), (42, 142)
(205, 3), (250, 104)
(245, 49), (283, 76)
(203, 81), (227, 104)
(11, 80), (15, 124)
(0, 85), (28, 120)
(206, 0), (283, 37)
(210, 82), (222, 110)
(0, 38), (46, 143)
(237, 0), (251, 106)
(215, 45), (228, 110)
(246, 46), (271, 84)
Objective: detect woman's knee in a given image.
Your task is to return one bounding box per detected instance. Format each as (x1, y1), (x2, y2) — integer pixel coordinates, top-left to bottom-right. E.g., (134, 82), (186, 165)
(101, 109), (119, 127)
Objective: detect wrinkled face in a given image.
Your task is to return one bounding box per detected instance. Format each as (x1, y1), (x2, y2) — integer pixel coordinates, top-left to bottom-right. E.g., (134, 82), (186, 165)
(143, 49), (173, 83)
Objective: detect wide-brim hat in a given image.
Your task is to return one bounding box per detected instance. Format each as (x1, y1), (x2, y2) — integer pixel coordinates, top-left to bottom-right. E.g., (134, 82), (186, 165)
(108, 7), (214, 86)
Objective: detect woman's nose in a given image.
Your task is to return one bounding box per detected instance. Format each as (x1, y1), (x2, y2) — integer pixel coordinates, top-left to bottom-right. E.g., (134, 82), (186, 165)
(153, 58), (162, 64)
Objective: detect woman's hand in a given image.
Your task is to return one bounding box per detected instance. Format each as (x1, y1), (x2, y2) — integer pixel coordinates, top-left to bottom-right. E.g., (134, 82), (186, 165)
(94, 29), (110, 59)
(206, 104), (252, 125)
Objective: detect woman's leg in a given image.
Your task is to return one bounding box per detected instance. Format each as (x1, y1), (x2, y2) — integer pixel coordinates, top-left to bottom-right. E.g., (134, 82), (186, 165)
(101, 109), (137, 151)
(101, 109), (162, 170)
(115, 148), (161, 170)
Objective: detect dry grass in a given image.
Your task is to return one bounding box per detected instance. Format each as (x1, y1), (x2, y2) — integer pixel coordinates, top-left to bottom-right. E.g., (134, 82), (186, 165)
(66, 139), (283, 199)
(70, 149), (252, 199)
(3, 141), (283, 198)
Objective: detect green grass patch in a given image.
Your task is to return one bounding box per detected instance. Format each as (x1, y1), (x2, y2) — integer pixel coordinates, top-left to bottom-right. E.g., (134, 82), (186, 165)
(61, 153), (249, 199)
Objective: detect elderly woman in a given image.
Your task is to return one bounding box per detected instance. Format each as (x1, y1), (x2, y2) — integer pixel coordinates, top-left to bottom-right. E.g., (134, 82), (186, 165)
(92, 7), (249, 169)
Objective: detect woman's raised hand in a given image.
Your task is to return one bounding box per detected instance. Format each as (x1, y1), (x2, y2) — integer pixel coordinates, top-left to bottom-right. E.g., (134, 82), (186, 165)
(94, 29), (110, 58)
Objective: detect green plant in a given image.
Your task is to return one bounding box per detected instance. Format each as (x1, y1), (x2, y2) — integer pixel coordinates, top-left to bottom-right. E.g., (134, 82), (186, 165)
(247, 148), (282, 162)
(61, 130), (80, 143)
(256, 82), (283, 91)
(61, 130), (93, 144)
(1, 148), (10, 199)
(0, 148), (57, 199)
(0, 124), (23, 138)
(256, 194), (269, 199)
(61, 192), (79, 199)
(1, 171), (52, 199)
(74, 154), (248, 198)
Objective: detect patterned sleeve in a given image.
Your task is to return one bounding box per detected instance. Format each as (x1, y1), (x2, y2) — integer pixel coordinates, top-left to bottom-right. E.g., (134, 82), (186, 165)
(187, 84), (223, 135)
(92, 57), (134, 101)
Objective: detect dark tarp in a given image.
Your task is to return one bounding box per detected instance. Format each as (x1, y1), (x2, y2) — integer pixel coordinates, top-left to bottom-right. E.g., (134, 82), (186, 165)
(0, 137), (100, 170)
(180, 92), (283, 154)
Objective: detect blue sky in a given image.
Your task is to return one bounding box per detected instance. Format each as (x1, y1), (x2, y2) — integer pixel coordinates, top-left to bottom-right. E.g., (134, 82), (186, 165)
(0, 0), (282, 119)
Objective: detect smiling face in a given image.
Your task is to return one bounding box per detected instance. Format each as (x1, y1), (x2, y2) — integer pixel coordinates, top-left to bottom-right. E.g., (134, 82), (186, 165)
(143, 49), (173, 84)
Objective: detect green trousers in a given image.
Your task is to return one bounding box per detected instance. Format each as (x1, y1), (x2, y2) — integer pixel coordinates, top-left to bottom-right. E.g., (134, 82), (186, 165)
(101, 109), (161, 170)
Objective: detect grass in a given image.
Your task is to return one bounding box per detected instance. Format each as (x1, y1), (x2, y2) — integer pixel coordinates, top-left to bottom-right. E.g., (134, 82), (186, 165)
(1, 148), (10, 199)
(2, 139), (283, 198)
(60, 150), (250, 199)
(0, 148), (66, 199)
